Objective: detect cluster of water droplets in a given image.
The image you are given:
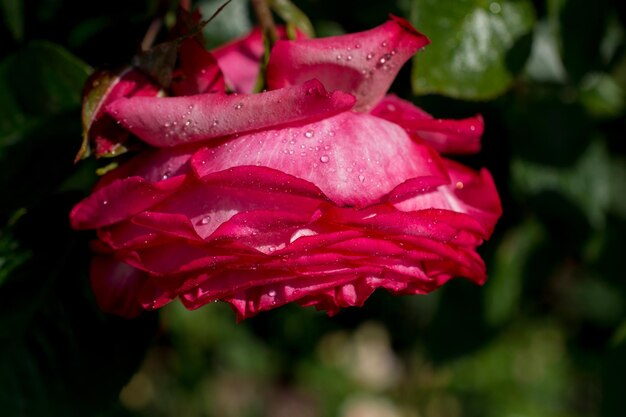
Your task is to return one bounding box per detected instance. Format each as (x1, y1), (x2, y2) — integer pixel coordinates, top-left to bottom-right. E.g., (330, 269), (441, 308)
(161, 103), (197, 142)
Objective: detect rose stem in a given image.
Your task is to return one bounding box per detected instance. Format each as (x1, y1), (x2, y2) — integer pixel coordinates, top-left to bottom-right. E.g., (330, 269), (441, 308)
(251, 0), (278, 46)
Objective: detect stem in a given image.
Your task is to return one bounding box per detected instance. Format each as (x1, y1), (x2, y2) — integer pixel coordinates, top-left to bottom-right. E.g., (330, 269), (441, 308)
(251, 0), (278, 46)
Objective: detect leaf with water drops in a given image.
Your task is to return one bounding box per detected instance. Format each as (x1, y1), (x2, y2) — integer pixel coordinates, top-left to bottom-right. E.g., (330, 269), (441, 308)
(410, 0), (535, 99)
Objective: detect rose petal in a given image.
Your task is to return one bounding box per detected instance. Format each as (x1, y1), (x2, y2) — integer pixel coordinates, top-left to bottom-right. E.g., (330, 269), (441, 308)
(212, 27), (308, 93)
(192, 112), (450, 207)
(87, 68), (160, 158)
(171, 38), (225, 96)
(371, 95), (484, 154)
(90, 255), (147, 317)
(267, 16), (429, 111)
(137, 166), (327, 240)
(107, 79), (355, 147)
(70, 175), (185, 229)
(393, 160), (501, 235)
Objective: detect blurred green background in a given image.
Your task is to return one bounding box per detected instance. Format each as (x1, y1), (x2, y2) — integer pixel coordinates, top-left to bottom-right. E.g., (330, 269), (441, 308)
(1, 0), (625, 416)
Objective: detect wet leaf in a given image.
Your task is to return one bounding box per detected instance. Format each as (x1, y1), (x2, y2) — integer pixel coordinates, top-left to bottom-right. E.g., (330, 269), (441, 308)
(411, 0), (535, 99)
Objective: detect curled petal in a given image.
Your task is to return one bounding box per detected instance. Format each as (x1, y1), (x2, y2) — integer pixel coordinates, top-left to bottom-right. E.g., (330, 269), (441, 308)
(70, 175), (185, 230)
(107, 79), (355, 147)
(192, 112), (450, 207)
(372, 95), (484, 154)
(393, 160), (502, 235)
(267, 16), (429, 111)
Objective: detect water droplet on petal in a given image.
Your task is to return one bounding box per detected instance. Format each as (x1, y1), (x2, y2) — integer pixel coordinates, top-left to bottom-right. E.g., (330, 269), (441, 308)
(456, 181), (464, 189)
(366, 53), (373, 60)
(102, 200), (108, 205)
(212, 119), (219, 127)
(358, 174), (365, 183)
(268, 290), (276, 297)
(469, 125), (476, 131)
(200, 216), (211, 225)
(347, 55), (353, 61)
(355, 43), (361, 49)
(185, 119), (192, 126)
(381, 41), (388, 47)
(320, 155), (330, 163)
(304, 130), (314, 138)
(234, 103), (243, 110)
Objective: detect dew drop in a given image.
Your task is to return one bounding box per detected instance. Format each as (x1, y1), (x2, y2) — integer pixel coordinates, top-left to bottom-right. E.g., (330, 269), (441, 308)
(161, 170), (171, 180)
(381, 41), (388, 47)
(358, 174), (365, 183)
(200, 216), (211, 225)
(268, 290), (276, 297)
(346, 55), (353, 61)
(336, 54), (343, 61)
(234, 103), (243, 110)
(102, 200), (108, 205)
(164, 122), (171, 128)
(268, 246), (276, 253)
(469, 125), (476, 131)
(304, 130), (314, 138)
(185, 119), (192, 126)
(456, 181), (464, 190)
(320, 155), (330, 163)
(212, 119), (219, 127)
(366, 53), (373, 60)
(355, 43), (361, 49)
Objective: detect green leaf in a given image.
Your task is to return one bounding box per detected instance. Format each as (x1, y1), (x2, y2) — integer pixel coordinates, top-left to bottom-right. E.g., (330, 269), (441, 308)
(8, 41), (91, 116)
(0, 42), (91, 212)
(0, 196), (158, 416)
(1, 0), (24, 42)
(511, 139), (612, 228)
(579, 73), (625, 119)
(411, 0), (535, 99)
(484, 220), (545, 326)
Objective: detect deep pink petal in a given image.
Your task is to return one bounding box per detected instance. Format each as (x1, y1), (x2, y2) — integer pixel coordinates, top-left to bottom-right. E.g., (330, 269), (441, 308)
(90, 255), (146, 317)
(371, 95), (484, 154)
(267, 16), (429, 111)
(137, 167), (326, 240)
(70, 175), (185, 230)
(107, 79), (355, 147)
(96, 145), (196, 190)
(393, 161), (502, 235)
(192, 112), (450, 207)
(86, 68), (160, 158)
(211, 27), (307, 93)
(171, 38), (225, 96)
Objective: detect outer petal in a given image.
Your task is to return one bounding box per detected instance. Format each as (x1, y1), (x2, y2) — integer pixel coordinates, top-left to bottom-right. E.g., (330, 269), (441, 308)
(371, 95), (484, 154)
(267, 16), (430, 111)
(107, 79), (355, 147)
(70, 175), (185, 230)
(192, 112), (450, 207)
(393, 160), (502, 235)
(85, 68), (160, 158)
(90, 255), (147, 317)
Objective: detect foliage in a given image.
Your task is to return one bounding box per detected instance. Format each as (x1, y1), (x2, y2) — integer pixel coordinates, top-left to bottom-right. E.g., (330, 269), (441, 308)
(1, 0), (625, 416)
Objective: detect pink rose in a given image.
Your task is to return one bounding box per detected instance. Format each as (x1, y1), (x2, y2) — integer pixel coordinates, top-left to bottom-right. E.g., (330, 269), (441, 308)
(70, 16), (501, 320)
